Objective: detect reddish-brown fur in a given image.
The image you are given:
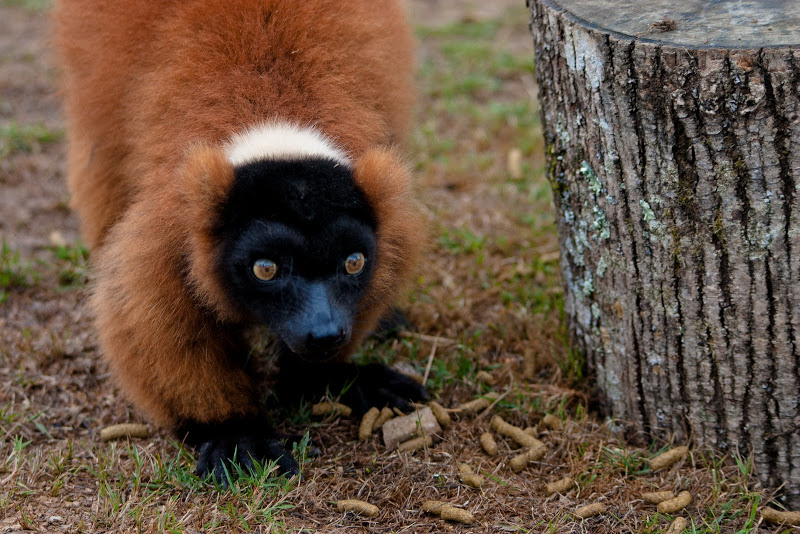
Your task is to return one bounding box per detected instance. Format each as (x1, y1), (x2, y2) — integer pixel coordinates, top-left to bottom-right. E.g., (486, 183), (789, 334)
(54, 0), (423, 429)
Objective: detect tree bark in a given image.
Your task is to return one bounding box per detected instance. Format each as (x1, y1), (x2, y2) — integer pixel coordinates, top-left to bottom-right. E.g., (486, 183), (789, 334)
(528, 0), (800, 505)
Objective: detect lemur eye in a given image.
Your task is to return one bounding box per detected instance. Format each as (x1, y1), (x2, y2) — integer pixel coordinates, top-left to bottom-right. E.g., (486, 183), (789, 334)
(344, 252), (366, 275)
(252, 259), (278, 281)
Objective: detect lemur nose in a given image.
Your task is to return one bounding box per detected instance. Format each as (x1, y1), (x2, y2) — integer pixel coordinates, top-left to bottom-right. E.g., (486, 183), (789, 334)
(306, 326), (349, 352)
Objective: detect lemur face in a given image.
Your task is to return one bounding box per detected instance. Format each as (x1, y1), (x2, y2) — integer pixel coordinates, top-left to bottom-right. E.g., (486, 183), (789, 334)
(217, 156), (377, 359)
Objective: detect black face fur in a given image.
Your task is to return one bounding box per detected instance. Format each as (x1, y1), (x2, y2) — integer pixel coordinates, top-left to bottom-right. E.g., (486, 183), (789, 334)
(217, 158), (377, 359)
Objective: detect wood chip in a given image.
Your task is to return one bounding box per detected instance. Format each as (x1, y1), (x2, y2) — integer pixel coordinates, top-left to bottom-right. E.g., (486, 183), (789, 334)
(99, 423), (149, 442)
(358, 407), (380, 440)
(311, 402), (352, 417)
(657, 491), (692, 514)
(761, 507), (800, 526)
(574, 502), (606, 519)
(480, 432), (498, 456)
(545, 477), (574, 495)
(382, 407), (441, 449)
(372, 407), (395, 431)
(397, 434), (433, 452)
(665, 517), (688, 534)
(429, 401), (451, 427)
(491, 415), (543, 448)
(509, 445), (547, 472)
(337, 499), (379, 517)
(49, 230), (68, 248)
(649, 446), (688, 471)
(507, 148), (523, 179)
(641, 490), (675, 504)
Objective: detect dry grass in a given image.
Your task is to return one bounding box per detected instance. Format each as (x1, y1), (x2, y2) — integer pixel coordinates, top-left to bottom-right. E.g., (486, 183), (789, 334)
(0, 1), (794, 532)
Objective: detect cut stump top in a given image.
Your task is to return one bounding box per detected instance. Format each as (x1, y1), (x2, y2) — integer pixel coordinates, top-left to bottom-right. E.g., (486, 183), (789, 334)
(544, 0), (800, 48)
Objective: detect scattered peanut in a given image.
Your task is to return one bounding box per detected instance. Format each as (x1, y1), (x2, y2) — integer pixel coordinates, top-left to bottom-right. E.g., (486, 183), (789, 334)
(475, 370), (495, 385)
(311, 402), (352, 417)
(372, 407), (395, 431)
(100, 423), (149, 442)
(540, 414), (562, 430)
(657, 491), (692, 514)
(649, 446), (688, 471)
(509, 445), (547, 472)
(461, 472), (483, 488)
(429, 401), (451, 427)
(337, 499), (379, 517)
(491, 415), (544, 448)
(480, 432), (498, 456)
(440, 505), (475, 523)
(545, 477), (574, 495)
(397, 435), (433, 452)
(358, 407), (380, 440)
(522, 347), (536, 380)
(455, 393), (498, 413)
(641, 491), (675, 504)
(761, 507), (800, 526)
(422, 501), (475, 523)
(456, 464), (481, 487)
(574, 502), (606, 519)
(665, 517), (688, 534)
(421, 500), (448, 513)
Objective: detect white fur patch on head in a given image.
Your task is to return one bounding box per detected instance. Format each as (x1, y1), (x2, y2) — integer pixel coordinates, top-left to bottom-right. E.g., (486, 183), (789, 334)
(224, 123), (350, 167)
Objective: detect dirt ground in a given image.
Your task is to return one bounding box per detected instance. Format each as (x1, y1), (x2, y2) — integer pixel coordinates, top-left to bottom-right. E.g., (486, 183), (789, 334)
(0, 1), (792, 533)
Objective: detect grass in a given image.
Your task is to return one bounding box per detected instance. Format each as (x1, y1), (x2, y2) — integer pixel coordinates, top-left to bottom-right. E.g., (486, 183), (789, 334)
(408, 6), (562, 355)
(0, 0), (49, 10)
(0, 239), (36, 303)
(50, 241), (89, 288)
(0, 238), (88, 303)
(0, 122), (62, 159)
(2, 436), (302, 532)
(439, 227), (488, 256)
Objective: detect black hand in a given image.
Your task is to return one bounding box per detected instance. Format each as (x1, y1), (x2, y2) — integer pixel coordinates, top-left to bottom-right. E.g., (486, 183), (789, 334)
(183, 417), (301, 485)
(278, 353), (429, 416)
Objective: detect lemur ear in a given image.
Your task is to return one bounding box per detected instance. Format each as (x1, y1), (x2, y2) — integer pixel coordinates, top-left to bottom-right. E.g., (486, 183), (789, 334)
(352, 146), (414, 223)
(178, 144), (235, 219)
(351, 146), (425, 311)
(177, 144), (241, 321)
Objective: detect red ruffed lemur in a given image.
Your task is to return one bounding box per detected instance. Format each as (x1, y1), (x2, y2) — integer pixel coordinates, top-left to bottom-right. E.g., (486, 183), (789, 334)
(54, 0), (427, 481)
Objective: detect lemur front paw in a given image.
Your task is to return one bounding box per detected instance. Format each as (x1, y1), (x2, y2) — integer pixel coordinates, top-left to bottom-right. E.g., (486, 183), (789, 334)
(278, 356), (429, 416)
(187, 418), (301, 485)
(339, 363), (430, 415)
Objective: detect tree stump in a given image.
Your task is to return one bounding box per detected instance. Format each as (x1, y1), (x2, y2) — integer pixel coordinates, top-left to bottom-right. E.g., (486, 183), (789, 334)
(528, 0), (800, 504)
